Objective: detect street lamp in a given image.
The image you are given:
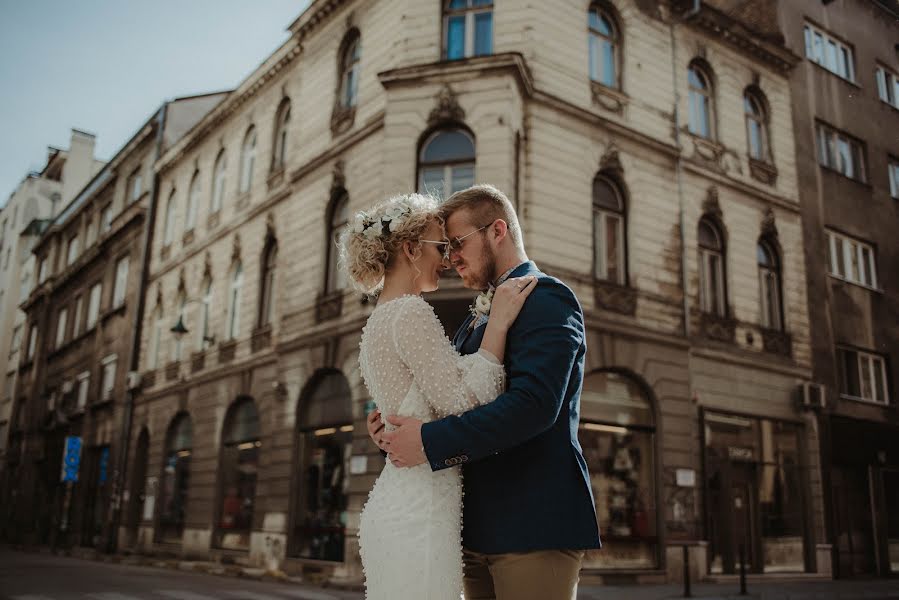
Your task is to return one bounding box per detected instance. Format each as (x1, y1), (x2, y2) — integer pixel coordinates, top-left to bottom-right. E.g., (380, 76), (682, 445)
(169, 299), (216, 346)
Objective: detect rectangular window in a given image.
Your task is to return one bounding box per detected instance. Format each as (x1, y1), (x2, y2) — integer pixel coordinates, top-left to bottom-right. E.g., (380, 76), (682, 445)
(55, 307), (68, 348)
(876, 65), (899, 109)
(76, 371), (90, 410)
(825, 230), (878, 289)
(803, 23), (855, 82)
(27, 325), (37, 360)
(85, 217), (97, 248)
(72, 295), (84, 337)
(66, 235), (80, 266)
(444, 1), (493, 60)
(838, 348), (889, 405)
(890, 159), (899, 199)
(101, 355), (117, 401)
(815, 123), (866, 182)
(87, 282), (102, 329)
(101, 204), (113, 233)
(10, 325), (22, 359)
(130, 171), (143, 202)
(38, 257), (47, 283)
(113, 255), (129, 308)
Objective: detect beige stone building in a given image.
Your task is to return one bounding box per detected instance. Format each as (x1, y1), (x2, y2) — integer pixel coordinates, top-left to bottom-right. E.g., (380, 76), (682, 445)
(121, 0), (828, 584)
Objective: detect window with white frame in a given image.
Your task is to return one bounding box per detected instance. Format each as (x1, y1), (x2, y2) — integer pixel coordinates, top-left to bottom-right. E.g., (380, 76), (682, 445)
(272, 99), (291, 171)
(211, 150), (227, 213)
(239, 127), (257, 194)
(258, 241), (277, 328)
(698, 218), (726, 316)
(338, 34), (361, 109)
(113, 255), (129, 308)
(163, 189), (177, 245)
(66, 235), (80, 266)
(803, 23), (855, 81)
(889, 158), (899, 199)
(85, 216), (97, 247)
(10, 325), (21, 359)
(27, 325), (37, 360)
(149, 308), (163, 369)
(744, 90), (770, 162)
(875, 65), (899, 109)
(199, 278), (213, 351)
(101, 204), (113, 233)
(838, 347), (889, 405)
(816, 123), (866, 182)
(757, 240), (782, 330)
(588, 4), (620, 89)
(688, 62), (714, 139)
(128, 168), (143, 202)
(592, 174), (626, 285)
(227, 263), (243, 340)
(101, 354), (117, 401)
(826, 230), (878, 289)
(55, 307), (68, 348)
(72, 295), (83, 337)
(38, 257), (47, 283)
(444, 0), (493, 60)
(186, 171), (201, 231)
(76, 371), (90, 410)
(87, 282), (102, 329)
(417, 129), (476, 200)
(325, 194), (348, 293)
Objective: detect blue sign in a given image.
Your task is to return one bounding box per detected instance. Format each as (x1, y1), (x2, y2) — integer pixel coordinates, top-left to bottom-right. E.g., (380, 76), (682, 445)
(98, 446), (110, 484)
(61, 436), (82, 482)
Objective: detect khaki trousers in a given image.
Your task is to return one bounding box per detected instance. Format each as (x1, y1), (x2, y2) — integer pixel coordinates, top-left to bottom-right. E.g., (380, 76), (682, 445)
(462, 548), (585, 600)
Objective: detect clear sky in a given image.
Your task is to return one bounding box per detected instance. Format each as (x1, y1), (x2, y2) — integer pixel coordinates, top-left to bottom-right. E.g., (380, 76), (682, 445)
(0, 0), (311, 205)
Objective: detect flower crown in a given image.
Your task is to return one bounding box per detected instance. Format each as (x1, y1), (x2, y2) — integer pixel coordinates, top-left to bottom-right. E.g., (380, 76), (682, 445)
(351, 202), (414, 241)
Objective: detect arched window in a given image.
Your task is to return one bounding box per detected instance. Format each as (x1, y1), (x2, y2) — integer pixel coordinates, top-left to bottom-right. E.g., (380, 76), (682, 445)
(158, 414), (192, 542)
(579, 370), (658, 570)
(418, 128), (475, 200)
(186, 171), (201, 231)
(239, 127), (257, 194)
(698, 218), (726, 316)
(272, 99), (291, 171)
(149, 307), (163, 369)
(325, 193), (349, 293)
(757, 240), (782, 330)
(163, 189), (177, 246)
(592, 174), (626, 285)
(444, 0), (493, 60)
(258, 239), (277, 327)
(216, 398), (260, 550)
(588, 4), (620, 88)
(290, 371), (353, 561)
(688, 62), (714, 139)
(338, 33), (361, 109)
(198, 278), (213, 351)
(744, 90), (770, 162)
(227, 263), (243, 340)
(211, 150), (227, 213)
(172, 294), (187, 361)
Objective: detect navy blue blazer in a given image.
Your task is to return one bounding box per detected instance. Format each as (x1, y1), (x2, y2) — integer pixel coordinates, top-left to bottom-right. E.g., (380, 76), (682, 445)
(421, 261), (602, 554)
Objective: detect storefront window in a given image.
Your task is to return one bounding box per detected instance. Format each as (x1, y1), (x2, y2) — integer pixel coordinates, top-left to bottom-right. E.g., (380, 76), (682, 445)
(216, 398), (260, 550)
(705, 412), (805, 574)
(158, 414), (192, 542)
(291, 371), (353, 561)
(578, 370), (657, 569)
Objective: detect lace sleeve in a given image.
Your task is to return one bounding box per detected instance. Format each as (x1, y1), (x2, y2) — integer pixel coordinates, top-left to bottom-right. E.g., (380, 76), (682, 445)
(391, 297), (505, 419)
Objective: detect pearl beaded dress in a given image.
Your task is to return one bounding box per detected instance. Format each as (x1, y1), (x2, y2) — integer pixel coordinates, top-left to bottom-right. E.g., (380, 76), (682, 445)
(357, 295), (506, 600)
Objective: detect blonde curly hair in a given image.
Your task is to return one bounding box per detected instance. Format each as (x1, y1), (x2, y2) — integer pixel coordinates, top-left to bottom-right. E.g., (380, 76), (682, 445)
(338, 192), (441, 294)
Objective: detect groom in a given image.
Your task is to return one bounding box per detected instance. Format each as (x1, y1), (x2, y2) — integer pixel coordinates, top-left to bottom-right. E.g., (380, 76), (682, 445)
(374, 184), (601, 599)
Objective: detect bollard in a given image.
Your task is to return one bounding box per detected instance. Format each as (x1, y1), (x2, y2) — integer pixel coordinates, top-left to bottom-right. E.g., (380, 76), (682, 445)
(682, 545), (692, 598)
(739, 542), (748, 595)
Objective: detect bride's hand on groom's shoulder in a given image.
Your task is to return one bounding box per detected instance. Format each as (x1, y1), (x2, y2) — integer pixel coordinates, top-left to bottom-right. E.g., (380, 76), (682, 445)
(490, 275), (538, 329)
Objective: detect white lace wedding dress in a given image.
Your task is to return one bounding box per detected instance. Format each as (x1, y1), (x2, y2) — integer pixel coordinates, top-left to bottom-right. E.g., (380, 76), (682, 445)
(357, 295), (505, 600)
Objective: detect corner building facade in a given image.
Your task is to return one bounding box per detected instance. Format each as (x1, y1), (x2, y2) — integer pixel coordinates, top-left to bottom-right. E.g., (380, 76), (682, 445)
(128, 0), (827, 584)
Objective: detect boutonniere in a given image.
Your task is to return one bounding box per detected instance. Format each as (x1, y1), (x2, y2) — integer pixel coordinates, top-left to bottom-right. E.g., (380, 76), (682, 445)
(469, 289), (494, 329)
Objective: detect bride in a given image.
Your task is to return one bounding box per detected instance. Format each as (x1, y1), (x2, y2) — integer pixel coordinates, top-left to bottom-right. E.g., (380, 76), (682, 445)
(338, 193), (536, 599)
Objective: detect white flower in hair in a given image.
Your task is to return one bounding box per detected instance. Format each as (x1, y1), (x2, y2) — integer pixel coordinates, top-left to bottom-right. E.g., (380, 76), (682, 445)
(363, 223), (382, 240)
(352, 212), (368, 234)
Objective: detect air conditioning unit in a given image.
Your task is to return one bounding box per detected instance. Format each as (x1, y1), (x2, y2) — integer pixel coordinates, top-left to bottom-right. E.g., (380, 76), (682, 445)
(61, 380), (74, 394)
(800, 381), (827, 410)
(126, 371), (142, 391)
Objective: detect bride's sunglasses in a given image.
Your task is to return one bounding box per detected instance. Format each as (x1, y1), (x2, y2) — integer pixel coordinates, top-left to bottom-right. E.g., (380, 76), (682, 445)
(420, 239), (449, 261)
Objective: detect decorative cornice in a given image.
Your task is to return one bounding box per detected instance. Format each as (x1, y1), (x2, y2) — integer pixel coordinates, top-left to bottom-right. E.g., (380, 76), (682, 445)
(288, 0), (348, 40)
(378, 52), (535, 98)
(688, 8), (800, 74)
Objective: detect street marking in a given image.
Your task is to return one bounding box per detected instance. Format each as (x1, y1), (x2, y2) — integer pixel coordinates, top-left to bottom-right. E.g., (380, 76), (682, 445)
(155, 592), (219, 600)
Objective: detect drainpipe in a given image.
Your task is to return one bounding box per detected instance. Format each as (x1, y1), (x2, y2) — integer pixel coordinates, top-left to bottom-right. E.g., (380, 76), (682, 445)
(105, 103), (167, 553)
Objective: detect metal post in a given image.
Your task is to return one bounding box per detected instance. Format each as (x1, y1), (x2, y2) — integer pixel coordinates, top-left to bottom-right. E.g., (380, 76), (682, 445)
(682, 544), (692, 598)
(739, 541), (748, 595)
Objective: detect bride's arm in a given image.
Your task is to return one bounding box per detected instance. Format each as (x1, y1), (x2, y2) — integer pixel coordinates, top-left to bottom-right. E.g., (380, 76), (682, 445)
(391, 298), (505, 418)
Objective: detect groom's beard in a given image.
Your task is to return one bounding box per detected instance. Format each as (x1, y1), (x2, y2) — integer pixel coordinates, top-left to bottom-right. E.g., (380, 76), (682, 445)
(466, 245), (496, 291)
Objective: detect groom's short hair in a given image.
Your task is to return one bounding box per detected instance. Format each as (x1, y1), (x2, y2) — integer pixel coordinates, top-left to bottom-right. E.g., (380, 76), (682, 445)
(440, 184), (524, 250)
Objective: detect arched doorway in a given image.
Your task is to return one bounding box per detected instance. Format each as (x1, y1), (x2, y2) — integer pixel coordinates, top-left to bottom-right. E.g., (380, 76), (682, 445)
(215, 397), (260, 550)
(157, 414), (192, 543)
(289, 370), (353, 561)
(126, 427), (150, 547)
(578, 369), (659, 570)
